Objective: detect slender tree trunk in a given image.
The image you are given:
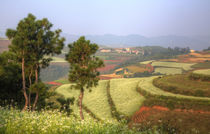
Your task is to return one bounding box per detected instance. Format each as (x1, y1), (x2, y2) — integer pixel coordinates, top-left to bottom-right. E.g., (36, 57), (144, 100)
(28, 69), (33, 111)
(22, 52), (28, 111)
(32, 92), (39, 111)
(32, 66), (39, 111)
(79, 88), (84, 120)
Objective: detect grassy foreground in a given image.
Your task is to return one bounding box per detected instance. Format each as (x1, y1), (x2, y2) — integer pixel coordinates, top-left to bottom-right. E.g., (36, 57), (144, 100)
(0, 107), (165, 134)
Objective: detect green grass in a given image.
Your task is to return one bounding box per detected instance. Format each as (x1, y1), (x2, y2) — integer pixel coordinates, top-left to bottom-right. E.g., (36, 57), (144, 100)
(151, 61), (195, 71)
(138, 76), (210, 101)
(110, 78), (145, 116)
(154, 67), (182, 75)
(153, 74), (210, 97)
(193, 69), (210, 75)
(83, 80), (113, 120)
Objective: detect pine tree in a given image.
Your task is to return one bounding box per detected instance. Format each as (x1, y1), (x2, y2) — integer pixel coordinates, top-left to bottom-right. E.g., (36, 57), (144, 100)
(66, 36), (104, 119)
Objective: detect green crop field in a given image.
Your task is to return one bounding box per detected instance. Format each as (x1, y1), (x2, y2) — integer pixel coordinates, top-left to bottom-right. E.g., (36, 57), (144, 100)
(56, 84), (92, 119)
(151, 61), (195, 71)
(154, 67), (182, 75)
(110, 78), (145, 116)
(83, 80), (113, 120)
(138, 76), (210, 101)
(56, 78), (145, 120)
(193, 69), (210, 75)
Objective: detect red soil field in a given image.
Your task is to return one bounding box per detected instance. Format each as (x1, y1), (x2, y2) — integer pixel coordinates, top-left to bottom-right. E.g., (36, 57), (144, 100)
(46, 81), (62, 86)
(131, 105), (210, 124)
(98, 64), (117, 72)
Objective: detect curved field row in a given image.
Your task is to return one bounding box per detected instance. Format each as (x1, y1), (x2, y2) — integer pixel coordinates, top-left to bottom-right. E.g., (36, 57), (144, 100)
(110, 78), (145, 116)
(138, 76), (210, 101)
(83, 80), (113, 120)
(151, 61), (195, 71)
(193, 69), (210, 75)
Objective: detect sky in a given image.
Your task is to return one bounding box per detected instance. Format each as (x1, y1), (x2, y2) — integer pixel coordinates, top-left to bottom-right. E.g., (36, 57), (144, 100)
(0, 0), (210, 37)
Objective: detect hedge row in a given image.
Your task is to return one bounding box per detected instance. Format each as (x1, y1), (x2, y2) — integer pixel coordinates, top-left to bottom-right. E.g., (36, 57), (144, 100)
(106, 80), (130, 121)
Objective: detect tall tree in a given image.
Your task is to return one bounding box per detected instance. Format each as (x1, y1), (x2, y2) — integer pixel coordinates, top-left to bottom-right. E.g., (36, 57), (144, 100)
(29, 18), (65, 110)
(66, 36), (104, 120)
(6, 13), (65, 110)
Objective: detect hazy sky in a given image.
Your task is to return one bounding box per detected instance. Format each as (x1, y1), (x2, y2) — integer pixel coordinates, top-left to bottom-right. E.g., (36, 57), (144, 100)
(0, 0), (210, 37)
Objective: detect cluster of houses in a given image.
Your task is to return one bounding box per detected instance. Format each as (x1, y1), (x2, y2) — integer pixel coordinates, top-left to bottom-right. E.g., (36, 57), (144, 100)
(99, 47), (144, 55)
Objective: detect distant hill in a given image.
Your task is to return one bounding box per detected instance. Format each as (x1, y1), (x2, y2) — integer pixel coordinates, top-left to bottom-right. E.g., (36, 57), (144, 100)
(1, 30), (210, 50)
(0, 38), (10, 53)
(62, 34), (210, 50)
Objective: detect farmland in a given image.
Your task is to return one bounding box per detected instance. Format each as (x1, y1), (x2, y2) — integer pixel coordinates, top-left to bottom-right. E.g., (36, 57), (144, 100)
(138, 76), (210, 101)
(83, 80), (113, 120)
(154, 67), (182, 75)
(126, 65), (148, 73)
(109, 78), (145, 116)
(151, 61), (195, 71)
(153, 74), (210, 97)
(193, 69), (210, 75)
(56, 78), (145, 120)
(192, 61), (210, 69)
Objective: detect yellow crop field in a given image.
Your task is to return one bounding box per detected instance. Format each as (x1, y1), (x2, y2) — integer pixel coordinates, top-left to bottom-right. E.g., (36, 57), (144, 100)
(193, 69), (210, 75)
(154, 67), (182, 75)
(151, 61), (195, 71)
(126, 65), (148, 73)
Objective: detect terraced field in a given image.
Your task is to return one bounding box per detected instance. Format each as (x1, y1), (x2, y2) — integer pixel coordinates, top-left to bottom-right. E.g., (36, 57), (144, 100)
(56, 84), (92, 119)
(83, 80), (113, 120)
(138, 76), (210, 101)
(193, 69), (210, 75)
(56, 76), (210, 127)
(154, 67), (182, 75)
(151, 61), (195, 71)
(56, 78), (145, 120)
(110, 78), (145, 116)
